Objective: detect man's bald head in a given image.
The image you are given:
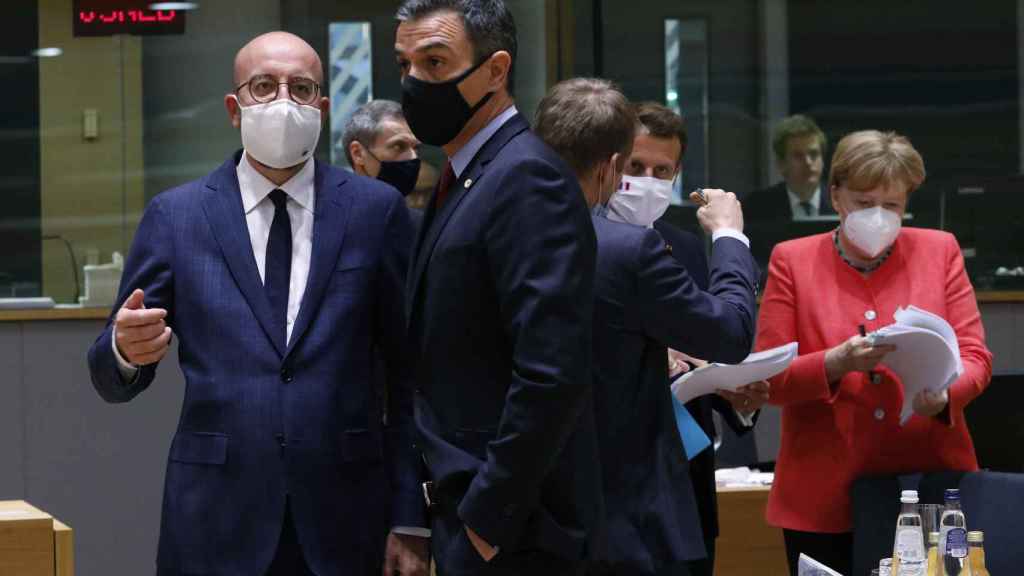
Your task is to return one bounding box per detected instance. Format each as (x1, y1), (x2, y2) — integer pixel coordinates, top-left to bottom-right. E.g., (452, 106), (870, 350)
(233, 31), (324, 87)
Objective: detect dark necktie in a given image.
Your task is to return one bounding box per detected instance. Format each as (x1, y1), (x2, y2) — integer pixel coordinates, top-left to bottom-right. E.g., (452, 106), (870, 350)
(265, 189), (291, 347)
(435, 161), (456, 208)
(800, 201), (813, 216)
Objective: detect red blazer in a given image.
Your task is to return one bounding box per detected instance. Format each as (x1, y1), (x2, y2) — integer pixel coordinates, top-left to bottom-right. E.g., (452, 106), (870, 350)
(756, 228), (992, 533)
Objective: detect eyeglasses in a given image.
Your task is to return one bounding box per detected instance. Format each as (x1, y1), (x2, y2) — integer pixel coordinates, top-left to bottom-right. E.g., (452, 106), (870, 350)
(234, 74), (320, 105)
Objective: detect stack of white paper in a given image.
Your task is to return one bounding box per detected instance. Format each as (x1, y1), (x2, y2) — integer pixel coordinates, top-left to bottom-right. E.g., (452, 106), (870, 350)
(869, 305), (963, 424)
(798, 554), (844, 575)
(670, 342), (798, 404)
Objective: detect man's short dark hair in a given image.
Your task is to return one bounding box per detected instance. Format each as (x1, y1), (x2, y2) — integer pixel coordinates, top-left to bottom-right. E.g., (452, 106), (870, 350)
(341, 99), (405, 166)
(534, 78), (637, 178)
(396, 0), (517, 95)
(771, 114), (827, 161)
(634, 102), (687, 167)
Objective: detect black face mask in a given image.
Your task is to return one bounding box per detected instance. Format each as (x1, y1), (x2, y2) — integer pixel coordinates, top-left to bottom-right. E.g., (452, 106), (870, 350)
(401, 56), (495, 147)
(375, 157), (421, 197)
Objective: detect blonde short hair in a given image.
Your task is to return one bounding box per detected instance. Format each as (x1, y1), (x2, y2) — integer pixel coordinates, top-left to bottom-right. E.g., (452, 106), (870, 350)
(829, 130), (926, 194)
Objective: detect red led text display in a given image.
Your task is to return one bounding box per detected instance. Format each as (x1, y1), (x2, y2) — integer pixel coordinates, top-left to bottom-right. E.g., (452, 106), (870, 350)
(73, 1), (186, 36)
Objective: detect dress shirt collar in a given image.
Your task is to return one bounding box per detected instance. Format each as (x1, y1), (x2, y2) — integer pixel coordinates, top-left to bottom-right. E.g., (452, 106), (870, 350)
(787, 185), (822, 216)
(450, 105), (519, 178)
(237, 152), (315, 214)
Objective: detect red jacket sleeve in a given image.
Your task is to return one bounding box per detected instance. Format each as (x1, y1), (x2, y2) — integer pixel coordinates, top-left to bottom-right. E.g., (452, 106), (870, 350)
(757, 243), (838, 406)
(942, 233), (993, 427)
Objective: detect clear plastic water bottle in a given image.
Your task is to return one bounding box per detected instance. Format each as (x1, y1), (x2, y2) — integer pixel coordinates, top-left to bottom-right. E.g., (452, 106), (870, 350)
(894, 490), (926, 576)
(880, 557), (894, 576)
(939, 489), (971, 576)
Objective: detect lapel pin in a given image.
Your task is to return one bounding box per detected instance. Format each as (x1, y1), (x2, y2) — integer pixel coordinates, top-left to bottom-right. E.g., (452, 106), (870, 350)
(464, 178), (473, 189)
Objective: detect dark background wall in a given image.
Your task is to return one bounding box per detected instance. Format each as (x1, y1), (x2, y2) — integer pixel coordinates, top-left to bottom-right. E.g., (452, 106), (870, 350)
(788, 0), (1018, 197)
(0, 3), (42, 296)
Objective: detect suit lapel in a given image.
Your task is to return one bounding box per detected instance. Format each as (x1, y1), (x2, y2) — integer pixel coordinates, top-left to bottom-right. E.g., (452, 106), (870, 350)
(406, 114), (531, 314)
(285, 162), (352, 359)
(201, 153), (285, 357)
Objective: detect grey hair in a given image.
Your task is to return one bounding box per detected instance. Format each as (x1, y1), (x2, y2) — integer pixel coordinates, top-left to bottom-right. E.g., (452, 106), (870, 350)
(396, 0), (517, 95)
(341, 99), (405, 166)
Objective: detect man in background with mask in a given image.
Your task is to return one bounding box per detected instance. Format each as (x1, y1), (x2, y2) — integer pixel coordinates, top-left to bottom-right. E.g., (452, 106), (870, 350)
(615, 101), (767, 576)
(535, 78), (759, 576)
(343, 99), (422, 202)
(87, 31), (428, 576)
(395, 1), (603, 574)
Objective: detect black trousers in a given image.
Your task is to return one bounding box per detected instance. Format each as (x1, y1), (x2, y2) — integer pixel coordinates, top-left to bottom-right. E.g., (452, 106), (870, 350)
(266, 500), (315, 576)
(782, 529), (853, 576)
(683, 539), (714, 576)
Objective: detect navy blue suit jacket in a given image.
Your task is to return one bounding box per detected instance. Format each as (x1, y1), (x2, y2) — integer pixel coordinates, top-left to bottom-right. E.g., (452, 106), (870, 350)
(654, 219), (758, 549)
(590, 216), (758, 573)
(407, 114), (603, 568)
(87, 152), (422, 575)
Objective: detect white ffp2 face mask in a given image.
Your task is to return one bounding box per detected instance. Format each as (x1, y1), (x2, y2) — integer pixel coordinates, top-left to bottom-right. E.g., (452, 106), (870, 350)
(606, 174), (674, 228)
(842, 205), (902, 257)
(239, 98), (321, 169)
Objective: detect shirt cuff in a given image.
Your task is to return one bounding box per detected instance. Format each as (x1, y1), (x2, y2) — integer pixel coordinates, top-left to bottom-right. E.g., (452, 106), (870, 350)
(392, 526), (431, 538)
(712, 228), (750, 248)
(735, 408), (756, 428)
(111, 326), (141, 383)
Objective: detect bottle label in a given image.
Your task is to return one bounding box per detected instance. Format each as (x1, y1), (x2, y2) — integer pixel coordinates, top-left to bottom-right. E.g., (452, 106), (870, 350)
(896, 528), (925, 562)
(945, 528), (968, 558)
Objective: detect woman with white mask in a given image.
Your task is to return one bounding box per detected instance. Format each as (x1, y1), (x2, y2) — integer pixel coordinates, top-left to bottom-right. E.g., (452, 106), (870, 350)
(751, 130), (993, 575)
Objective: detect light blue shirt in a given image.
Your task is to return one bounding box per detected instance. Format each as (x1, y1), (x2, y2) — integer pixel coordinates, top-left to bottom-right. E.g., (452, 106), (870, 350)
(450, 105), (519, 178)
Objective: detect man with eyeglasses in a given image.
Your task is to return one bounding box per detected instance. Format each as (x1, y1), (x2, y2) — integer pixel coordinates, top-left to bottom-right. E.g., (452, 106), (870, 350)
(87, 31), (428, 575)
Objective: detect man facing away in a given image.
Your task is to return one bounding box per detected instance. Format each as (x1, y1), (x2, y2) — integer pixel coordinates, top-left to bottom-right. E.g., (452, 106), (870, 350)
(395, 1), (604, 574)
(534, 78), (759, 576)
(87, 31), (428, 576)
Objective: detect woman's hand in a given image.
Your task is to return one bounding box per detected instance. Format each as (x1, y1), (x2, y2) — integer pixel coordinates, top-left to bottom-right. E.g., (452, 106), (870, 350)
(824, 334), (897, 383)
(913, 388), (949, 418)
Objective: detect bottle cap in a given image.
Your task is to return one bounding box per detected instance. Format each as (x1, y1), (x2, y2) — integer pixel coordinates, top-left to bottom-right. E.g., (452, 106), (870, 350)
(901, 489), (919, 503)
(944, 488), (961, 501)
(929, 531), (940, 544)
(967, 531), (984, 543)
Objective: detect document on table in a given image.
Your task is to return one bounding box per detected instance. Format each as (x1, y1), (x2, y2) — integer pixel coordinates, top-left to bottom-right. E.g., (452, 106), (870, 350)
(798, 554), (844, 575)
(670, 342), (798, 405)
(868, 305), (963, 424)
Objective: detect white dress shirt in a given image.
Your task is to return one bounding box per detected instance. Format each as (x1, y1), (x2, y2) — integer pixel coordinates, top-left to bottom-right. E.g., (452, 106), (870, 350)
(787, 186), (822, 220)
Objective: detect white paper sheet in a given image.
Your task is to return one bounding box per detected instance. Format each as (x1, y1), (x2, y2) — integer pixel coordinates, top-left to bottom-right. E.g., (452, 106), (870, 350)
(670, 342), (798, 404)
(869, 305), (963, 424)
(798, 554), (845, 575)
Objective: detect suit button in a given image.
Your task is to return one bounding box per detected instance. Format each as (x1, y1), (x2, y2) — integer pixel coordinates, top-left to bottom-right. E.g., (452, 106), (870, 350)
(874, 408), (886, 421)
(275, 433), (287, 447)
(865, 310), (877, 321)
(503, 504), (517, 518)
(871, 373), (883, 385)
(280, 367), (293, 383)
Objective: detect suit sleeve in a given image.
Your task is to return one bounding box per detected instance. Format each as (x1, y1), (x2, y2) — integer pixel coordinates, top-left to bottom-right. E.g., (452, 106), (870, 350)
(758, 244), (837, 406)
(374, 193), (427, 530)
(637, 230), (758, 364)
(456, 158), (596, 549)
(942, 234), (993, 427)
(87, 195), (175, 403)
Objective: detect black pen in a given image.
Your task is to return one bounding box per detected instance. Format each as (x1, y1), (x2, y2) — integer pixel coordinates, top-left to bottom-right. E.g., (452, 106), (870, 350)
(859, 324), (878, 383)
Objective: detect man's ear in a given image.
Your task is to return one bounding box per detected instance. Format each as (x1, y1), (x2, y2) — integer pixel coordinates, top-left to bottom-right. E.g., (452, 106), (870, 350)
(487, 50), (512, 93)
(318, 96), (330, 124)
(349, 140), (367, 172)
(225, 94), (242, 129)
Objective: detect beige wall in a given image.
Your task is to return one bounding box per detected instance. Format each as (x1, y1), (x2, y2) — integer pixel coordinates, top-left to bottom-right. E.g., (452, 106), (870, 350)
(38, 0), (144, 304)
